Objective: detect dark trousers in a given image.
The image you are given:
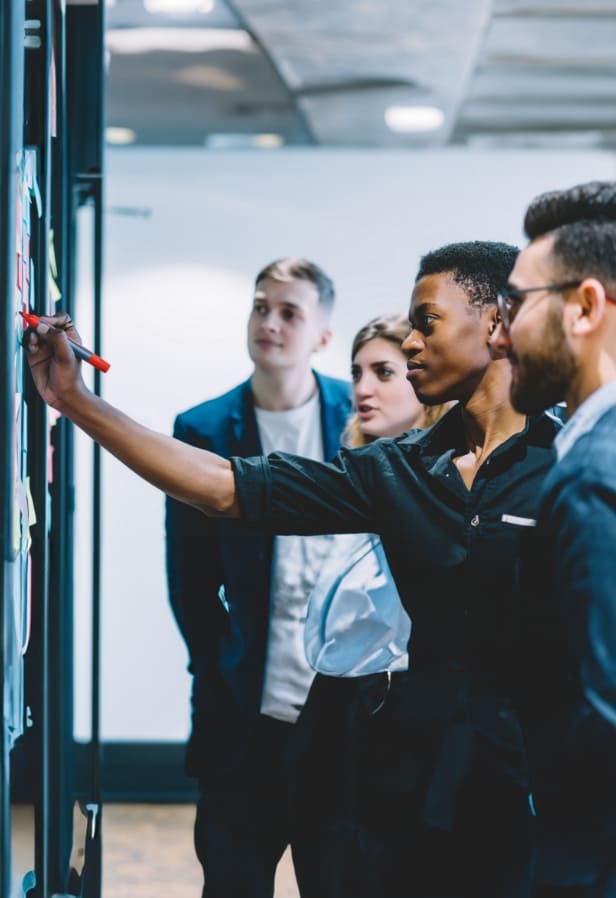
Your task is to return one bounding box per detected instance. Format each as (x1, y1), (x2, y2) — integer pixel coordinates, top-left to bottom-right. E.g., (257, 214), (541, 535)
(290, 671), (535, 898)
(533, 855), (616, 898)
(287, 755), (535, 898)
(194, 713), (323, 898)
(534, 876), (616, 898)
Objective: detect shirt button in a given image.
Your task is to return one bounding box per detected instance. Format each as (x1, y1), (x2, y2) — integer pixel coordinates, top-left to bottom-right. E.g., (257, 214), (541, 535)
(470, 514), (480, 527)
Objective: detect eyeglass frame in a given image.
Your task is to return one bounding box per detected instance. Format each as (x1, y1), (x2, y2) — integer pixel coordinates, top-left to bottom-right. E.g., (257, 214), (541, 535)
(496, 280), (582, 331)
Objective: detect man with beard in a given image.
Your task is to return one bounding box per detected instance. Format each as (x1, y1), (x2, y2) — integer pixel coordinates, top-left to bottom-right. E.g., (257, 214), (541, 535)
(491, 180), (616, 897)
(24, 241), (562, 898)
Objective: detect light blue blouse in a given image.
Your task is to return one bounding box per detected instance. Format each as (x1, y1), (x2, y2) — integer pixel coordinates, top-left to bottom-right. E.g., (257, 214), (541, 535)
(304, 533), (411, 677)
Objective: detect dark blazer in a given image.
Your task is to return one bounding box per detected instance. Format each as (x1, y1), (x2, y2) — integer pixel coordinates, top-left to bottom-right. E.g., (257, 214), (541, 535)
(165, 372), (352, 778)
(521, 405), (616, 889)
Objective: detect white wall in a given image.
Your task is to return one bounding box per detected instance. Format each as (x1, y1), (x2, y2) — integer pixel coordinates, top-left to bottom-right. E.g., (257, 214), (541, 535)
(73, 147), (616, 741)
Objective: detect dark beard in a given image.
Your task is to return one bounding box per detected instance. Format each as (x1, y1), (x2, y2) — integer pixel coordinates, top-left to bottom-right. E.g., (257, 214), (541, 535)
(510, 310), (576, 415)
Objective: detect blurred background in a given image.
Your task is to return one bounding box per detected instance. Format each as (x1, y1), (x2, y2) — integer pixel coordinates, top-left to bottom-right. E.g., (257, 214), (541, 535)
(93, 0), (616, 756)
(3, 1), (616, 896)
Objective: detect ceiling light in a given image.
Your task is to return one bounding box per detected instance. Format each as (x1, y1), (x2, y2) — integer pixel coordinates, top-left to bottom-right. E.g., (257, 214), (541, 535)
(143, 0), (214, 12)
(384, 105), (445, 133)
(175, 64), (244, 91)
(106, 28), (252, 54)
(251, 134), (284, 149)
(106, 127), (137, 145)
(206, 133), (284, 150)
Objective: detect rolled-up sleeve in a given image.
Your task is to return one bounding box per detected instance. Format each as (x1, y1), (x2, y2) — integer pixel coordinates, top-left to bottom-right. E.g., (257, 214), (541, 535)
(231, 448), (375, 535)
(229, 454), (272, 523)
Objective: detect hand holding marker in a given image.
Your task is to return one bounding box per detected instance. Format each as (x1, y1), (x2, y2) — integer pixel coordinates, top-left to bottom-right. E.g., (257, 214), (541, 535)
(20, 311), (111, 373)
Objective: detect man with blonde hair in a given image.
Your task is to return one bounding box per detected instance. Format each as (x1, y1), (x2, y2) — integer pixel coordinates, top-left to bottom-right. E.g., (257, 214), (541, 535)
(165, 256), (351, 897)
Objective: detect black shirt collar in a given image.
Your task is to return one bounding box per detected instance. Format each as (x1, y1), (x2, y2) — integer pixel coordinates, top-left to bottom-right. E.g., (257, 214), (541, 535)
(399, 403), (560, 465)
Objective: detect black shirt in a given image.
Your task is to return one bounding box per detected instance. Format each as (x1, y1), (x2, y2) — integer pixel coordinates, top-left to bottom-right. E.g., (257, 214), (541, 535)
(233, 404), (561, 699)
(233, 405), (562, 833)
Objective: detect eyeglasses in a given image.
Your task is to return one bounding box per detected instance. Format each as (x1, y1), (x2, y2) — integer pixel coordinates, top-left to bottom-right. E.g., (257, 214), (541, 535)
(496, 281), (582, 330)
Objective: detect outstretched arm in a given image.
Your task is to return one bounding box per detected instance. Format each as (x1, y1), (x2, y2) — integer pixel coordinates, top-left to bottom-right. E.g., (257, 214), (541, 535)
(25, 314), (239, 517)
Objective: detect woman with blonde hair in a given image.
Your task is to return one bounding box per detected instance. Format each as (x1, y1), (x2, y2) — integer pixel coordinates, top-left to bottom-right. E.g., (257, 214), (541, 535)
(343, 312), (448, 449)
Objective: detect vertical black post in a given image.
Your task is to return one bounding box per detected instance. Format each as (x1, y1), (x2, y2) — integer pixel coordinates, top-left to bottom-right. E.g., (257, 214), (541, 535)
(23, 0), (53, 894)
(0, 0), (25, 893)
(87, 0), (106, 886)
(48, 0), (76, 891)
(66, 0), (106, 892)
(85, 172), (104, 897)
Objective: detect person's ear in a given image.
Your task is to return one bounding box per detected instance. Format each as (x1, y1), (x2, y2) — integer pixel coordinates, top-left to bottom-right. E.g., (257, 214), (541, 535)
(487, 309), (501, 337)
(488, 311), (509, 359)
(570, 278), (607, 336)
(313, 326), (332, 353)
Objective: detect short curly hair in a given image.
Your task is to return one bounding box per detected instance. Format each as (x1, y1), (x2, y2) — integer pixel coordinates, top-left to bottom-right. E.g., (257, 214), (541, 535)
(415, 241), (519, 309)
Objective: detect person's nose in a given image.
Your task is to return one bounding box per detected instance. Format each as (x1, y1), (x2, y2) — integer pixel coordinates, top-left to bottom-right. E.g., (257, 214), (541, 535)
(401, 328), (423, 355)
(354, 373), (375, 401)
(260, 309), (281, 332)
(489, 319), (512, 357)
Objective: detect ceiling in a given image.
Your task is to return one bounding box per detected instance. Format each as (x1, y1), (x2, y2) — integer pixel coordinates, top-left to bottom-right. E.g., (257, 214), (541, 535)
(104, 0), (616, 150)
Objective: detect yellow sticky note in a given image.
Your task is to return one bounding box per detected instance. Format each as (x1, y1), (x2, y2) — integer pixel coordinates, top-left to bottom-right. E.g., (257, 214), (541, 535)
(12, 497), (20, 556)
(25, 476), (37, 527)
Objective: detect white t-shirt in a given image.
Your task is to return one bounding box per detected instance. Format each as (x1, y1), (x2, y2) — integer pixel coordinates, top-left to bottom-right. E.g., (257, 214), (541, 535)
(255, 391), (337, 723)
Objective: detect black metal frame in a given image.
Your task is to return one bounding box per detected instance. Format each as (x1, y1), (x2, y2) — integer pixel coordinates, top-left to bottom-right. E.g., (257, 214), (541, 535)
(0, 1), (26, 895)
(1, 1), (105, 895)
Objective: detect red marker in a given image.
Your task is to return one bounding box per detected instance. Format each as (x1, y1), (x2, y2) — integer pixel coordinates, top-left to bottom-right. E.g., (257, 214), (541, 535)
(20, 311), (111, 373)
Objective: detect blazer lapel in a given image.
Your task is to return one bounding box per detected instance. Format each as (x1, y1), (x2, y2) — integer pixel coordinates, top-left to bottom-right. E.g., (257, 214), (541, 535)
(229, 379), (262, 456)
(316, 372), (351, 461)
